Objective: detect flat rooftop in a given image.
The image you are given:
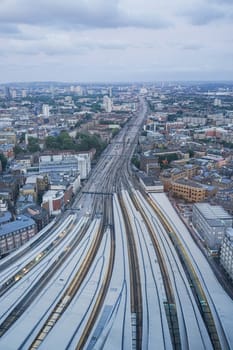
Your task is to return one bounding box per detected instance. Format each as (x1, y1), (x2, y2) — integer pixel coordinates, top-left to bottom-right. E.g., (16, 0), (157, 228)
(0, 215), (35, 237)
(194, 203), (232, 220)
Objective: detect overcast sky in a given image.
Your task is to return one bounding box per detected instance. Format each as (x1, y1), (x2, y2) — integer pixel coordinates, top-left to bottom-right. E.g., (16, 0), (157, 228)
(0, 0), (232, 83)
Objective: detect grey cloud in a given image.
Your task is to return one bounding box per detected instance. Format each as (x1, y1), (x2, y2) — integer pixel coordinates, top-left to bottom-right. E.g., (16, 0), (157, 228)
(170, 40), (205, 52)
(4, 37), (139, 57)
(181, 6), (225, 25)
(181, 44), (204, 50)
(207, 0), (233, 4)
(0, 23), (21, 35)
(0, 0), (171, 30)
(38, 42), (130, 56)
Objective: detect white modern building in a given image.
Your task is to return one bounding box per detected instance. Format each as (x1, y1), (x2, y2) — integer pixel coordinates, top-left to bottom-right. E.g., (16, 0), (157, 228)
(42, 190), (64, 216)
(192, 203), (233, 251)
(22, 89), (27, 98)
(76, 154), (91, 180)
(39, 153), (91, 180)
(39, 154), (79, 174)
(49, 172), (81, 195)
(42, 104), (50, 117)
(103, 95), (112, 113)
(220, 228), (233, 280)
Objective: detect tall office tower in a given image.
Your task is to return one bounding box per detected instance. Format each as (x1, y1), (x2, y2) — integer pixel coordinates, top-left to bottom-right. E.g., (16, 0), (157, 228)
(42, 104), (50, 117)
(103, 95), (112, 113)
(25, 133), (29, 146)
(22, 89), (27, 98)
(75, 86), (83, 95)
(50, 85), (54, 98)
(4, 86), (11, 100)
(11, 89), (17, 99)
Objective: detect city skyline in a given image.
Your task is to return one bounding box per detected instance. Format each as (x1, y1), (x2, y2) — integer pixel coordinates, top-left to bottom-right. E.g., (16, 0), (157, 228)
(0, 0), (233, 83)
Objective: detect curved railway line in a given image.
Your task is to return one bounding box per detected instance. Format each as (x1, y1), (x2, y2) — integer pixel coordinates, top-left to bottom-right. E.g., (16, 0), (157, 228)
(117, 104), (214, 349)
(0, 216), (91, 338)
(122, 190), (179, 349)
(134, 190), (212, 349)
(75, 197), (115, 350)
(150, 194), (231, 350)
(119, 193), (142, 350)
(28, 122), (134, 349)
(0, 219), (58, 271)
(27, 172), (116, 348)
(122, 190), (173, 349)
(77, 122), (138, 349)
(116, 121), (145, 349)
(0, 215), (77, 297)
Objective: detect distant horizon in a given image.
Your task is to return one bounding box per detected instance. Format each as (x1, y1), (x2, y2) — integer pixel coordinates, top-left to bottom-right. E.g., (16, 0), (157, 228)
(1, 79), (233, 86)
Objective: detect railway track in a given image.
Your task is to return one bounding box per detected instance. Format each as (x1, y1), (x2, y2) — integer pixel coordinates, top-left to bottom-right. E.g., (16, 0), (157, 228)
(123, 190), (180, 349)
(0, 217), (91, 338)
(75, 195), (115, 350)
(0, 219), (60, 272)
(27, 220), (103, 349)
(119, 193), (142, 350)
(0, 215), (77, 298)
(145, 192), (227, 350)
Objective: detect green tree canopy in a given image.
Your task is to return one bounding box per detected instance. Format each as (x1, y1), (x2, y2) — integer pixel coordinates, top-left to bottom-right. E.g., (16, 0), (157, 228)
(158, 153), (179, 168)
(131, 155), (140, 169)
(14, 145), (25, 155)
(45, 131), (76, 150)
(0, 153), (7, 171)
(188, 149), (195, 158)
(27, 137), (41, 153)
(45, 131), (107, 157)
(76, 132), (107, 156)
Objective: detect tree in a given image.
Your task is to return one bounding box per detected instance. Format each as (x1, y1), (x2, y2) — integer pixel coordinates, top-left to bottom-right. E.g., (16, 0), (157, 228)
(0, 153), (7, 171)
(76, 132), (107, 156)
(111, 128), (120, 137)
(14, 145), (25, 155)
(45, 136), (60, 150)
(131, 156), (140, 169)
(19, 132), (26, 143)
(158, 153), (179, 168)
(91, 103), (102, 112)
(45, 130), (107, 157)
(57, 131), (76, 150)
(188, 149), (195, 158)
(27, 137), (41, 152)
(45, 132), (76, 150)
(167, 114), (177, 122)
